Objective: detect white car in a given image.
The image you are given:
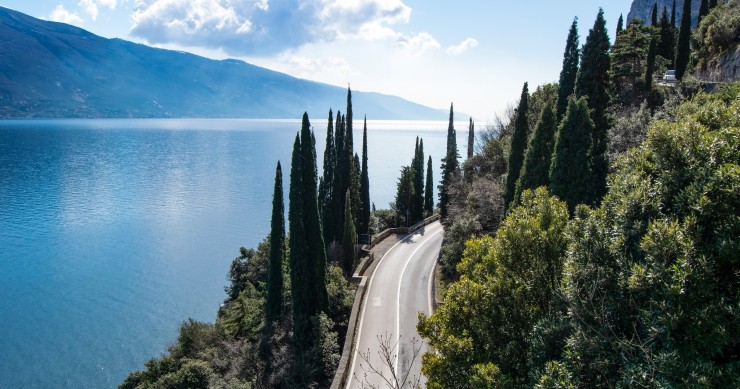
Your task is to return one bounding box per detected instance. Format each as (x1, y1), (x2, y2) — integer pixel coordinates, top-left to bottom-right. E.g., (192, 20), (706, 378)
(663, 70), (676, 83)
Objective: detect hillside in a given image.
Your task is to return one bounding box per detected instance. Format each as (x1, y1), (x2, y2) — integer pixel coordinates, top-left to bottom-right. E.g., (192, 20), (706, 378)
(627, 0), (700, 27)
(0, 7), (441, 119)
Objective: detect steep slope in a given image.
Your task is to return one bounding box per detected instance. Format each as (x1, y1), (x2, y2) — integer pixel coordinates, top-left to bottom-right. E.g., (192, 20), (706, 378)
(627, 0), (700, 28)
(0, 7), (441, 119)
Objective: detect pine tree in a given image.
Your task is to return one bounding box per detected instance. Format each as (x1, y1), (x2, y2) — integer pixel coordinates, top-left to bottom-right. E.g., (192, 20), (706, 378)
(438, 103), (459, 219)
(515, 103), (557, 201)
(424, 156), (434, 215)
(319, 109), (335, 244)
(645, 34), (658, 96)
(504, 82), (530, 210)
(549, 97), (595, 212)
(675, 0), (692, 79)
(341, 190), (357, 277)
(616, 14), (624, 36)
(467, 117), (474, 158)
(576, 8), (611, 203)
(359, 117), (370, 235)
(652, 2), (659, 26)
(698, 0), (709, 25)
(659, 7), (676, 67)
(265, 161), (285, 336)
(556, 18), (580, 121)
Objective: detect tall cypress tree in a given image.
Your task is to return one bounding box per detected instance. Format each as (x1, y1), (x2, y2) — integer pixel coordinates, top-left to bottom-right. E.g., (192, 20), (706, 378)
(395, 165), (415, 226)
(576, 8), (611, 203)
(709, 0), (718, 9)
(671, 0), (677, 27)
(411, 137), (425, 224)
(425, 156), (434, 215)
(265, 161), (285, 338)
(515, 103), (557, 201)
(675, 0), (692, 79)
(438, 103), (459, 219)
(659, 7), (676, 67)
(504, 82), (530, 210)
(698, 0), (709, 25)
(467, 118), (474, 158)
(341, 190), (357, 277)
(549, 97), (595, 212)
(359, 117), (370, 235)
(616, 14), (624, 36)
(556, 18), (580, 121)
(652, 2), (659, 26)
(645, 34), (658, 96)
(320, 109), (335, 244)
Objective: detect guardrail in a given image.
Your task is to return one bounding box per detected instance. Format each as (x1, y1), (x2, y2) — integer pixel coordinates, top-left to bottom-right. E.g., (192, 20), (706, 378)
(329, 214), (440, 388)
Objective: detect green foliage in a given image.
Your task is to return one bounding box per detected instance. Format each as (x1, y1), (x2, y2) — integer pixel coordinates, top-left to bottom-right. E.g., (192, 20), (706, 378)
(370, 208), (400, 233)
(699, 0), (709, 25)
(225, 244), (269, 301)
(549, 96), (596, 212)
(411, 137), (426, 223)
(557, 19), (580, 121)
(611, 19), (652, 106)
(504, 82), (530, 210)
(467, 118), (475, 159)
(645, 34), (658, 96)
(419, 188), (570, 387)
(395, 165), (415, 226)
(675, 0), (693, 79)
(658, 6), (676, 68)
(516, 103), (557, 201)
(616, 14), (624, 36)
(576, 8), (611, 201)
(265, 162), (285, 334)
(341, 190), (357, 276)
(320, 109), (336, 245)
(439, 103), (460, 219)
(425, 156), (434, 215)
(360, 117), (371, 235)
(692, 0), (740, 74)
(652, 2), (659, 26)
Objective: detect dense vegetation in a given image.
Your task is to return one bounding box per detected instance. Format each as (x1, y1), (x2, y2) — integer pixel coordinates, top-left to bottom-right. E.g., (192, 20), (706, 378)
(425, 4), (739, 387)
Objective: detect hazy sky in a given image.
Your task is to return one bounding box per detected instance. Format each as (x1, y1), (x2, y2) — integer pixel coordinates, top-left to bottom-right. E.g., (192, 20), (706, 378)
(1, 0), (633, 121)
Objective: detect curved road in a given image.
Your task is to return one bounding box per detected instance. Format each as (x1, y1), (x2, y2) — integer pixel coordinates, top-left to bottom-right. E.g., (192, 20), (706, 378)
(347, 221), (444, 388)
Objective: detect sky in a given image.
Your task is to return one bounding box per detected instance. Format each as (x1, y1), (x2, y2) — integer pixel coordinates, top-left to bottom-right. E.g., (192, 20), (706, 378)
(1, 0), (633, 121)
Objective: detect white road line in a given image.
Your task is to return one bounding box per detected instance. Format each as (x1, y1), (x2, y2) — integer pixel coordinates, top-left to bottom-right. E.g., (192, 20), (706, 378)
(427, 258), (437, 316)
(395, 228), (443, 374)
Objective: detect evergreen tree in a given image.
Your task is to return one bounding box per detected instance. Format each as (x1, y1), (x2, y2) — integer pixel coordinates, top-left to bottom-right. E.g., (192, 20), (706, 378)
(652, 2), (659, 26)
(556, 18), (580, 121)
(319, 109), (336, 244)
(341, 190), (357, 277)
(549, 97), (595, 212)
(288, 133), (309, 350)
(515, 103), (557, 200)
(709, 0), (718, 9)
(698, 0), (709, 25)
(645, 34), (658, 96)
(350, 153), (362, 228)
(265, 161), (285, 337)
(675, 0), (692, 79)
(467, 117), (474, 158)
(671, 0), (677, 26)
(659, 7), (676, 67)
(411, 137), (425, 224)
(575, 8), (611, 203)
(359, 117), (370, 235)
(504, 82), (530, 210)
(616, 14), (624, 35)
(424, 156), (434, 215)
(395, 166), (415, 227)
(438, 103), (459, 219)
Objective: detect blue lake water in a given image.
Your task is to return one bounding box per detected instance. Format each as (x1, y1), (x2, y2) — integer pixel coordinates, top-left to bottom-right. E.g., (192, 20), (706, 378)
(0, 118), (469, 388)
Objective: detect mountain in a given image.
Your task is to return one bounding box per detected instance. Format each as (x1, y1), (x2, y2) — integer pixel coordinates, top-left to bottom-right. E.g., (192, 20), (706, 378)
(0, 7), (442, 120)
(627, 0), (700, 28)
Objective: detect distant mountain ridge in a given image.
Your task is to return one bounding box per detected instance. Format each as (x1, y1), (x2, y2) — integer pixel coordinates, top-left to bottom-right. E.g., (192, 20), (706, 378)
(0, 7), (442, 119)
(627, 0), (700, 28)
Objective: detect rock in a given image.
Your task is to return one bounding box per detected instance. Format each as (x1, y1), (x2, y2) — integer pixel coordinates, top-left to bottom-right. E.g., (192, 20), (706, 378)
(627, 0), (701, 28)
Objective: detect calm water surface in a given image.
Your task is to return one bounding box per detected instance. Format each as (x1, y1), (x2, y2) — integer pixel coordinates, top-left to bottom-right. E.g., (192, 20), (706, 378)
(0, 118), (468, 388)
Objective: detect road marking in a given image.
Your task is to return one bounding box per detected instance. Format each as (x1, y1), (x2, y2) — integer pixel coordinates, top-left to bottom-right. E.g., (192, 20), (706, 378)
(427, 257), (438, 315)
(395, 227), (443, 374)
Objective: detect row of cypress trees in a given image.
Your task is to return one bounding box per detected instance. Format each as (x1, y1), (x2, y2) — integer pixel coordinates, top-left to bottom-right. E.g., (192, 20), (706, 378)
(395, 136), (435, 226)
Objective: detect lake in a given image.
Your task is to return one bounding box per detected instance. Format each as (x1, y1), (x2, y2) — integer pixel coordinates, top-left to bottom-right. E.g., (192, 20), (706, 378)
(0, 118), (469, 388)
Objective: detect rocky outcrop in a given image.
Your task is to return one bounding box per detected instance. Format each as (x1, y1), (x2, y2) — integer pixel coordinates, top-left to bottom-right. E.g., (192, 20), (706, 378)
(697, 46), (740, 82)
(627, 0), (700, 28)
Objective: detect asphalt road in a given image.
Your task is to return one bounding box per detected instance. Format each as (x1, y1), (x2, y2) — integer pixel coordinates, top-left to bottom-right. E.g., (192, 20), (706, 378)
(347, 221), (444, 388)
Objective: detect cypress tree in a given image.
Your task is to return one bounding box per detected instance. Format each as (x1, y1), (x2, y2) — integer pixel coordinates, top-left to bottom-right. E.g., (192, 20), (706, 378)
(616, 14), (624, 36)
(671, 0), (677, 27)
(359, 117), (370, 235)
(504, 82), (530, 210)
(265, 161), (285, 338)
(467, 117), (474, 158)
(341, 190), (357, 277)
(396, 166), (415, 226)
(320, 109), (335, 244)
(438, 103), (459, 219)
(709, 0), (717, 9)
(411, 137), (425, 224)
(645, 35), (658, 96)
(576, 8), (611, 203)
(698, 0), (709, 25)
(515, 103), (557, 201)
(331, 112), (346, 244)
(288, 133), (310, 351)
(350, 153), (362, 227)
(556, 18), (580, 121)
(659, 7), (676, 67)
(424, 156), (434, 215)
(652, 2), (659, 26)
(675, 0), (692, 79)
(549, 97), (595, 213)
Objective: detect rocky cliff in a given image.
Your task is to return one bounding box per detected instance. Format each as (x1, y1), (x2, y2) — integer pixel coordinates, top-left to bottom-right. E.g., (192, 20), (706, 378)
(627, 0), (700, 27)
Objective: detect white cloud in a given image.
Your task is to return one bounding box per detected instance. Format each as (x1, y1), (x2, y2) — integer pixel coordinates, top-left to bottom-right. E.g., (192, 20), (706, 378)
(49, 4), (84, 25)
(78, 0), (99, 20)
(130, 0), (414, 55)
(398, 32), (440, 55)
(446, 38), (479, 55)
